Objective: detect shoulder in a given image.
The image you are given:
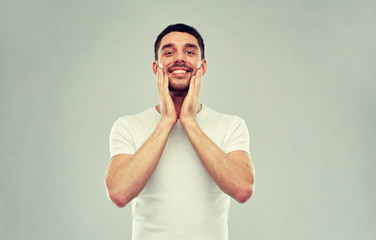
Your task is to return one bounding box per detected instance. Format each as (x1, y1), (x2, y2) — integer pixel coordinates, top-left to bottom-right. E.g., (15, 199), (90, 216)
(198, 105), (250, 153)
(111, 107), (160, 140)
(115, 106), (159, 126)
(200, 105), (246, 126)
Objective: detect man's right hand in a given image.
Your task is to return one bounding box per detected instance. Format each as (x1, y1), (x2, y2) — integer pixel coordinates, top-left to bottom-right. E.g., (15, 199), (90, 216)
(157, 67), (178, 126)
(106, 68), (178, 207)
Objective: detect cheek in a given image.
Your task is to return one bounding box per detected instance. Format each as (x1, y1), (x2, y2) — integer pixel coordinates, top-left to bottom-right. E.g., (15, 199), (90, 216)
(158, 60), (172, 69)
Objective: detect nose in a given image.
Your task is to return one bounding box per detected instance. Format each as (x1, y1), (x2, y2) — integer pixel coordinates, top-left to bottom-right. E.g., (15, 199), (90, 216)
(174, 51), (186, 64)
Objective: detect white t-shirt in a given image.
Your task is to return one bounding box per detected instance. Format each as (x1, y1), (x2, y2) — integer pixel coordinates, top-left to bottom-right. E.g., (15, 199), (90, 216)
(109, 104), (250, 240)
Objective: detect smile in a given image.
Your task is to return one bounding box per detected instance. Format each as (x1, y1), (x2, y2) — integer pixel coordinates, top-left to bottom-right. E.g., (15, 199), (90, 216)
(172, 70), (188, 73)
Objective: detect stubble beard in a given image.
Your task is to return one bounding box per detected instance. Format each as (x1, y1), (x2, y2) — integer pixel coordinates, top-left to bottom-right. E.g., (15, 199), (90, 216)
(164, 63), (199, 96)
(168, 75), (191, 96)
(167, 69), (194, 96)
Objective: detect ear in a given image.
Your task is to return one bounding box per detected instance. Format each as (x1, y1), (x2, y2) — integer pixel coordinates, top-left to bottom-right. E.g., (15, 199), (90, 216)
(152, 61), (158, 76)
(201, 59), (207, 77)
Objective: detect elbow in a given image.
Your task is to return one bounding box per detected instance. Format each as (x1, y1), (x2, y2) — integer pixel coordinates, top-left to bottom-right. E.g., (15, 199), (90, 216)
(107, 191), (130, 208)
(105, 178), (132, 208)
(106, 181), (133, 208)
(111, 195), (128, 208)
(234, 190), (252, 204)
(234, 184), (254, 204)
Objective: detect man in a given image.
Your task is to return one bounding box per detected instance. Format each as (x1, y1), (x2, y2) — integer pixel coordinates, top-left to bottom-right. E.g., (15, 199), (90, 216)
(105, 23), (255, 240)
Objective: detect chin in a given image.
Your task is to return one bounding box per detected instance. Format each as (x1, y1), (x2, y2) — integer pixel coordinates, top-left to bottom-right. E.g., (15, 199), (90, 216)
(168, 84), (189, 96)
(169, 89), (188, 97)
(169, 76), (190, 86)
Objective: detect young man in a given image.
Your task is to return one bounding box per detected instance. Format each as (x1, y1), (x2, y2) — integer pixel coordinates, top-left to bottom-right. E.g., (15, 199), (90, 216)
(105, 23), (255, 240)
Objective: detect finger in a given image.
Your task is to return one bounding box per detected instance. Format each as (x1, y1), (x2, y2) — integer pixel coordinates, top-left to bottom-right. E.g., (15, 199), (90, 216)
(198, 68), (203, 94)
(187, 76), (195, 97)
(163, 70), (169, 94)
(195, 68), (201, 87)
(156, 68), (160, 93)
(196, 74), (201, 96)
(158, 69), (166, 106)
(194, 71), (201, 111)
(196, 67), (203, 80)
(196, 78), (200, 97)
(157, 68), (163, 97)
(193, 68), (200, 86)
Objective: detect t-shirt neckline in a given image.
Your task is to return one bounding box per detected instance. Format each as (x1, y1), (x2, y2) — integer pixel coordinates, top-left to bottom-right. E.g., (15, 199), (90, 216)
(152, 104), (207, 121)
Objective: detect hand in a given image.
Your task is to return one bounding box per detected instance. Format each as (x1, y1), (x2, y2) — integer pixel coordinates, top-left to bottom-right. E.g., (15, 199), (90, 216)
(180, 68), (203, 125)
(157, 67), (178, 126)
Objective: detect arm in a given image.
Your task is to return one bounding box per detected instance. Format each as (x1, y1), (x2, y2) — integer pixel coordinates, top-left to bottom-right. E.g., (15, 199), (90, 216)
(181, 120), (255, 203)
(105, 120), (173, 207)
(105, 68), (177, 207)
(180, 69), (255, 203)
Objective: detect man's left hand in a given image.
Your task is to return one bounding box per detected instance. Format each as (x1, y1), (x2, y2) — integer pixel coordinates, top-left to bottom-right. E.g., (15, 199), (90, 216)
(180, 68), (203, 124)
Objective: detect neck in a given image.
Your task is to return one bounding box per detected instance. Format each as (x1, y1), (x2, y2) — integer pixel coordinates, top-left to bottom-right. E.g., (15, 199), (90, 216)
(170, 95), (185, 117)
(155, 94), (202, 116)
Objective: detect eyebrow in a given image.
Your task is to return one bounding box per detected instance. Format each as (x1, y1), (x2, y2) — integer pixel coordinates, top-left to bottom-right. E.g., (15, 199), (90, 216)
(161, 43), (174, 51)
(184, 43), (199, 50)
(160, 43), (199, 52)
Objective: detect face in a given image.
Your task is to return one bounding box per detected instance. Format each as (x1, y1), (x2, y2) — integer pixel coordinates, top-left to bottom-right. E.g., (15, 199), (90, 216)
(153, 32), (206, 95)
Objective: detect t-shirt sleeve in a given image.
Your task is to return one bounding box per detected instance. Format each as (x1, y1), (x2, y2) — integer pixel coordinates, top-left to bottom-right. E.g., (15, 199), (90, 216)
(223, 117), (250, 154)
(109, 117), (136, 159)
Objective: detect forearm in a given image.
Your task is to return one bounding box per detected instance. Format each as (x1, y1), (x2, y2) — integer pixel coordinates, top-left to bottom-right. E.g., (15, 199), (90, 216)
(106, 119), (174, 207)
(181, 119), (254, 203)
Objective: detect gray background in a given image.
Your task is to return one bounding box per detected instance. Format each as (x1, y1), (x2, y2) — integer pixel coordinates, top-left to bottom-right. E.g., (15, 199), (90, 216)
(1, 0), (375, 239)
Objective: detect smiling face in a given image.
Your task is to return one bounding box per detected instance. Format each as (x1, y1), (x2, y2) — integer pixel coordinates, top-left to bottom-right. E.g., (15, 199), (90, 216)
(153, 31), (206, 95)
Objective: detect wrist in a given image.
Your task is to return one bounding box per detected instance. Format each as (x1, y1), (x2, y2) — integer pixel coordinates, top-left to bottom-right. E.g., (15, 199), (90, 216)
(180, 117), (198, 128)
(159, 117), (176, 129)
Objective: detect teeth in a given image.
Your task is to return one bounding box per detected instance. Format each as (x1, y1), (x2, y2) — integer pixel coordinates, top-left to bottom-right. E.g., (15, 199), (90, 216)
(172, 70), (187, 73)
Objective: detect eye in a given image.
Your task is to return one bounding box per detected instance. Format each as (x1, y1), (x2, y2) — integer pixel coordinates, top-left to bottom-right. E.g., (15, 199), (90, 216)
(186, 51), (195, 55)
(164, 51), (173, 56)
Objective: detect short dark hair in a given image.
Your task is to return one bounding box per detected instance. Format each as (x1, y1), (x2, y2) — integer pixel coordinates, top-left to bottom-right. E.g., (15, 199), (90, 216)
(154, 23), (205, 60)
